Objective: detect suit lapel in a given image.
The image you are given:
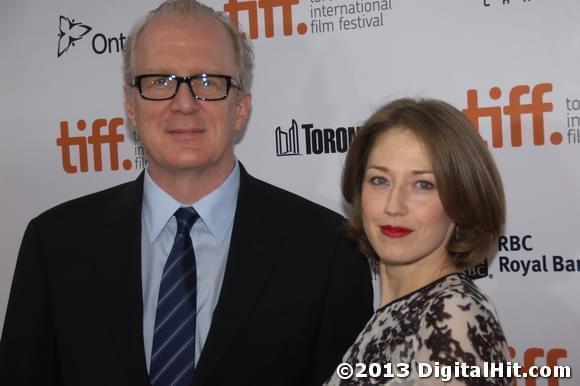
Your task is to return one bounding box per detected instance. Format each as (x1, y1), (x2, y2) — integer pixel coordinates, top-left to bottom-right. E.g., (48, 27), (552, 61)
(95, 173), (150, 384)
(194, 166), (282, 385)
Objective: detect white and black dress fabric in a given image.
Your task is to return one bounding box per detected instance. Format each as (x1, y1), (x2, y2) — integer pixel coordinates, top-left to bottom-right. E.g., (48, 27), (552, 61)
(325, 272), (512, 386)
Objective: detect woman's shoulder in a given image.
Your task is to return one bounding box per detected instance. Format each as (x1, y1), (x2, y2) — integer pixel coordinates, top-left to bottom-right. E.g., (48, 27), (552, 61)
(366, 273), (498, 344)
(420, 272), (499, 322)
(380, 272), (493, 322)
(415, 272), (509, 362)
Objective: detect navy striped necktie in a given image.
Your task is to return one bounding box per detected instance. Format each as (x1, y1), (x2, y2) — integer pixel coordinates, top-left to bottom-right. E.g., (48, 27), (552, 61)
(150, 207), (199, 386)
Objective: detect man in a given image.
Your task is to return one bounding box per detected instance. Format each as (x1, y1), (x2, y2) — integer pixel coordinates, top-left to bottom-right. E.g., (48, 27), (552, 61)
(0, 1), (372, 385)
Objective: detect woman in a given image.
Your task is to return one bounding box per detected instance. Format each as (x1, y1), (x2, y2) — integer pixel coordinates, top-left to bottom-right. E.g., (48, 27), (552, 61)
(325, 98), (511, 385)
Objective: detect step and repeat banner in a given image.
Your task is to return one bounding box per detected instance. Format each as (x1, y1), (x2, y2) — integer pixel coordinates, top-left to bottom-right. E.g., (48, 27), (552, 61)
(1, 0), (578, 383)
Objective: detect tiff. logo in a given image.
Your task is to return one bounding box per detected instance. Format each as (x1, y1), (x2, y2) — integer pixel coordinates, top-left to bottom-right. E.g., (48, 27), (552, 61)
(507, 347), (568, 386)
(56, 117), (146, 173)
(462, 83), (556, 148)
(223, 0), (307, 39)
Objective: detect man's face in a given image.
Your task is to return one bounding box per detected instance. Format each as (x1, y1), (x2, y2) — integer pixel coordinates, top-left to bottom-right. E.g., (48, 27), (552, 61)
(125, 14), (251, 180)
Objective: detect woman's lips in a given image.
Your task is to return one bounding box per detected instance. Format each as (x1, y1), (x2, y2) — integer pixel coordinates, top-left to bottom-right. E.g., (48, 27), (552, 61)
(380, 225), (413, 238)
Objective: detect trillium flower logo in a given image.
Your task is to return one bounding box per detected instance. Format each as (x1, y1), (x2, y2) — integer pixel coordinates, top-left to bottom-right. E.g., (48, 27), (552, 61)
(57, 16), (92, 57)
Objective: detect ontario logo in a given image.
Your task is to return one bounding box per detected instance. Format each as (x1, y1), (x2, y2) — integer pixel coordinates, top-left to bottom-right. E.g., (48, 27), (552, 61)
(57, 16), (92, 57)
(222, 0), (393, 39)
(275, 119), (360, 156)
(57, 15), (126, 58)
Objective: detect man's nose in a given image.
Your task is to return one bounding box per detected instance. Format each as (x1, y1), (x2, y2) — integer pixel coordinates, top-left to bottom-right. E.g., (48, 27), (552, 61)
(170, 82), (200, 113)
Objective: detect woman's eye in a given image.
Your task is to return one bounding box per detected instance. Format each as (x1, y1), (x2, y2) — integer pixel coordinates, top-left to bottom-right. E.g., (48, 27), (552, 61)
(369, 176), (388, 185)
(416, 180), (434, 190)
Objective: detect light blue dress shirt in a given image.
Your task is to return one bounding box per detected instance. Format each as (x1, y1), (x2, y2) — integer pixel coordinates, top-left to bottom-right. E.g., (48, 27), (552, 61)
(140, 163), (240, 371)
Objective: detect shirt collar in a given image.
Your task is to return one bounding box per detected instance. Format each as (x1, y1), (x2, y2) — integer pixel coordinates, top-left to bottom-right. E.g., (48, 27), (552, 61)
(142, 162), (240, 244)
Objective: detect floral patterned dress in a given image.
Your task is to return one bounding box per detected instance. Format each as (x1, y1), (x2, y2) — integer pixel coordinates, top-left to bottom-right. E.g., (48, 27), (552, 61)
(325, 273), (512, 386)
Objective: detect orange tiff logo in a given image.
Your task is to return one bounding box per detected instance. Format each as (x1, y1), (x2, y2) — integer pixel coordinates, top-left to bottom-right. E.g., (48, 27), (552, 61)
(223, 0), (307, 39)
(56, 117), (135, 173)
(463, 83), (558, 148)
(507, 346), (568, 386)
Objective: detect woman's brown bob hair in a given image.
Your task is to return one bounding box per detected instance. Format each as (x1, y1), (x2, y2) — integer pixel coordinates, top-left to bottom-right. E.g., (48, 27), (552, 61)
(342, 98), (505, 270)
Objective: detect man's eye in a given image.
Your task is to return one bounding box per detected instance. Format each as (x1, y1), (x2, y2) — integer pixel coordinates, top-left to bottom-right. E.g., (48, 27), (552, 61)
(199, 78), (217, 88)
(150, 77), (172, 87)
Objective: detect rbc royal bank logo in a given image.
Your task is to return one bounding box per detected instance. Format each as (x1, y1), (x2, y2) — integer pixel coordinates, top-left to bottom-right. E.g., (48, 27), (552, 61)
(465, 261), (488, 280)
(495, 234), (579, 276)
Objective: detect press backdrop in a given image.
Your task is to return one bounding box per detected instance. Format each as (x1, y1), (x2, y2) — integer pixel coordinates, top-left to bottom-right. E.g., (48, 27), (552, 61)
(0, 1), (578, 384)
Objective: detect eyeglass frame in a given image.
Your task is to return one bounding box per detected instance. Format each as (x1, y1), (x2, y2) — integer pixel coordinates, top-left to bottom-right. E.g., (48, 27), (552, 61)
(130, 73), (241, 101)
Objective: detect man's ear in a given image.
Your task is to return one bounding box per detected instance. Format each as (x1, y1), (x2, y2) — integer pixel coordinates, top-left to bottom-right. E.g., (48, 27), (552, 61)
(124, 85), (138, 129)
(234, 92), (252, 132)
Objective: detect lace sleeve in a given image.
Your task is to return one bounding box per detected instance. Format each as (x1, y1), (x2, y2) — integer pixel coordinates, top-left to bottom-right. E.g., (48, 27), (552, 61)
(411, 289), (512, 386)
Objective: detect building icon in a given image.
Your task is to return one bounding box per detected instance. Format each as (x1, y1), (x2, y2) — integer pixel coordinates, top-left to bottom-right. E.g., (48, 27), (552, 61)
(275, 119), (301, 156)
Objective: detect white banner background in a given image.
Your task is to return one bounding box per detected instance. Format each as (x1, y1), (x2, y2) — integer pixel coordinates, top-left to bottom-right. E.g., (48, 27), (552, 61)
(1, 1), (578, 383)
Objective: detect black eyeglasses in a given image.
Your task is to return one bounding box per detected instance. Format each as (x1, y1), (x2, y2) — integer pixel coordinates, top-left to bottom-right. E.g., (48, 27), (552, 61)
(131, 73), (240, 101)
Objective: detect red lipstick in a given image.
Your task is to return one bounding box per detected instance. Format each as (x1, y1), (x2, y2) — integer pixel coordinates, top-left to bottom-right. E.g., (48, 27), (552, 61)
(380, 225), (413, 238)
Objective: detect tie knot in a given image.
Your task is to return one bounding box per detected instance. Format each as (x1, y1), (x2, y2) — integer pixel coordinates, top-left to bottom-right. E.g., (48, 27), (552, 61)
(174, 207), (199, 235)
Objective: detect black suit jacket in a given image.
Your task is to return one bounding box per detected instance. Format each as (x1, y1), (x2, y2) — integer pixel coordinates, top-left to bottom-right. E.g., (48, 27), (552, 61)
(0, 165), (373, 386)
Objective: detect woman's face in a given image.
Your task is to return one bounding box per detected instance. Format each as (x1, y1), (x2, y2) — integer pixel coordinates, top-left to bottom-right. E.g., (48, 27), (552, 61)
(361, 127), (455, 270)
